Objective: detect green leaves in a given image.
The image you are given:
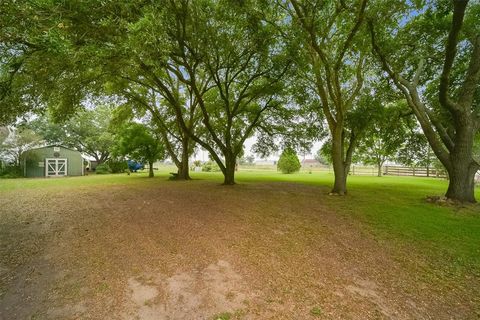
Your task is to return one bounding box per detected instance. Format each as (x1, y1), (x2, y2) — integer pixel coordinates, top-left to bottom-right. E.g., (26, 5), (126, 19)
(113, 122), (165, 164)
(277, 147), (301, 174)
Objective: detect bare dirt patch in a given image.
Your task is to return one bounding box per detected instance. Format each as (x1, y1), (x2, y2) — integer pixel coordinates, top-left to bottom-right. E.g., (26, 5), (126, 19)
(122, 260), (249, 319)
(0, 179), (478, 319)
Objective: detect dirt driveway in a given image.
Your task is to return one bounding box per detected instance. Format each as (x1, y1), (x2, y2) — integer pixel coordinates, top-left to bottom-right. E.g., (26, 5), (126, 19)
(0, 180), (478, 319)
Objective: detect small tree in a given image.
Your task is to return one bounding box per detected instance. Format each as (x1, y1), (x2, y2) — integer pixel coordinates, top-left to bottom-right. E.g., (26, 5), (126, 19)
(277, 148), (301, 174)
(355, 104), (408, 176)
(114, 123), (165, 178)
(396, 132), (433, 168)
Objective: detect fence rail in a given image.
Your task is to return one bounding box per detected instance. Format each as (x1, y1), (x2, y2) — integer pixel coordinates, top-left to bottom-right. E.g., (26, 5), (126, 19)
(239, 163), (449, 178)
(299, 164), (448, 178)
(383, 166), (447, 178)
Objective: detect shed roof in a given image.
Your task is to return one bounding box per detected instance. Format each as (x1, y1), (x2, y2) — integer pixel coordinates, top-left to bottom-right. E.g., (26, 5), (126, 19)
(25, 144), (81, 153)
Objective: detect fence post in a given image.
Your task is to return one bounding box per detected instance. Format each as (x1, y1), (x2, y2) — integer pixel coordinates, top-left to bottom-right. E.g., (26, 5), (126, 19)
(413, 167), (416, 176)
(352, 165), (355, 175)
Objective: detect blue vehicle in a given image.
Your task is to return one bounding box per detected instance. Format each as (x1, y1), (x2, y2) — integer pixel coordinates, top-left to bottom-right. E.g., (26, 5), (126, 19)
(127, 160), (144, 172)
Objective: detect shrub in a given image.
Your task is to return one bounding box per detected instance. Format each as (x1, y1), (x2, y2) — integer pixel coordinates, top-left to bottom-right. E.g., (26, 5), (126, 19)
(95, 163), (110, 174)
(107, 158), (127, 173)
(0, 165), (22, 178)
(193, 160), (202, 167)
(277, 148), (301, 174)
(201, 160), (221, 172)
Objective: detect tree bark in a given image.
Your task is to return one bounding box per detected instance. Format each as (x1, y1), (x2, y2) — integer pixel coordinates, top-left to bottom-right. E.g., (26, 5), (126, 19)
(331, 130), (348, 195)
(223, 153), (236, 185)
(148, 161), (154, 178)
(445, 161), (477, 203)
(376, 158), (385, 177)
(176, 136), (191, 180)
(445, 119), (478, 202)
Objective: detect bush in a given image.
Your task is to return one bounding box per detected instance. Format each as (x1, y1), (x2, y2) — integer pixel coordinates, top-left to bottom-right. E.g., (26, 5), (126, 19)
(277, 148), (301, 174)
(193, 160), (202, 167)
(107, 158), (127, 173)
(95, 163), (110, 174)
(202, 160), (221, 172)
(0, 165), (23, 178)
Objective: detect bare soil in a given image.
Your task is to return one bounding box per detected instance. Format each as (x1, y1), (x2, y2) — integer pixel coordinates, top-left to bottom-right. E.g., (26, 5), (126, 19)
(0, 180), (478, 319)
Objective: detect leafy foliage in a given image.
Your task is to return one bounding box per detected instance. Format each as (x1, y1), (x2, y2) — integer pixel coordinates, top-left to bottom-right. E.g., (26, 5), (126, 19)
(0, 165), (22, 178)
(0, 127), (41, 166)
(396, 132), (434, 168)
(201, 161), (221, 172)
(113, 122), (165, 177)
(1, 0), (478, 199)
(95, 163), (110, 175)
(106, 158), (128, 174)
(24, 106), (115, 164)
(314, 148), (330, 165)
(277, 148), (301, 174)
(355, 101), (410, 170)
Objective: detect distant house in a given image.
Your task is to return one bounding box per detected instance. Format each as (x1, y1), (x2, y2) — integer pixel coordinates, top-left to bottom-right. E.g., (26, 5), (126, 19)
(22, 145), (84, 178)
(301, 159), (322, 167)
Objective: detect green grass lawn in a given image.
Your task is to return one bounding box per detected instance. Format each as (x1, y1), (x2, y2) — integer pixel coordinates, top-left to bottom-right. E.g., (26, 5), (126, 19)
(1, 168), (479, 277)
(206, 169), (480, 276)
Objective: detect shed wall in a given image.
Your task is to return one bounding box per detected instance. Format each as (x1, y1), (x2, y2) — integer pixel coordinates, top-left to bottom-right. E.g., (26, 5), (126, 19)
(24, 146), (83, 177)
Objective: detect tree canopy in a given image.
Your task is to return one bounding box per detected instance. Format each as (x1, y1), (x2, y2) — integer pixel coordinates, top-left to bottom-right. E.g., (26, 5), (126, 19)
(0, 0), (479, 202)
(113, 122), (165, 178)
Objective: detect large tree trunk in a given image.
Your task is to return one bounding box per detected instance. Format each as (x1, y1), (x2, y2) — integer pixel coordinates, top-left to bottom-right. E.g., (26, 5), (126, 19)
(176, 137), (191, 180)
(148, 161), (154, 178)
(444, 123), (478, 202)
(330, 127), (357, 195)
(331, 131), (348, 195)
(445, 162), (477, 202)
(223, 154), (236, 185)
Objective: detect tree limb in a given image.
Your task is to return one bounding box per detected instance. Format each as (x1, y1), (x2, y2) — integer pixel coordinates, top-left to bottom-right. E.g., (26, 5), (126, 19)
(438, 0), (468, 114)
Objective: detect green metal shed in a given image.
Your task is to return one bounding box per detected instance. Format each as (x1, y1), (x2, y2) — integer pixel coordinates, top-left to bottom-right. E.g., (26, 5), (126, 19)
(23, 145), (84, 178)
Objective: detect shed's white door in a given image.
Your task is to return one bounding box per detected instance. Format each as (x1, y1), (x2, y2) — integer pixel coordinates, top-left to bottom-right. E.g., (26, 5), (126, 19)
(45, 158), (67, 177)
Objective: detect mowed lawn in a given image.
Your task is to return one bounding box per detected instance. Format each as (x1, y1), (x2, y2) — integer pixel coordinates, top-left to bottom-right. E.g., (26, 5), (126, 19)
(0, 169), (479, 319)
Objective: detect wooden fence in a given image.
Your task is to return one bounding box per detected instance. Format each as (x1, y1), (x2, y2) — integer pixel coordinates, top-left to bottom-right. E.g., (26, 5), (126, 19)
(240, 163), (448, 178)
(299, 164), (447, 178)
(382, 166), (447, 178)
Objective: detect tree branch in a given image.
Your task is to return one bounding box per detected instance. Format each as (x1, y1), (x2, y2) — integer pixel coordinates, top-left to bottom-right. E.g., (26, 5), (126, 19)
(458, 35), (480, 111)
(334, 0), (367, 71)
(438, 0), (468, 114)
